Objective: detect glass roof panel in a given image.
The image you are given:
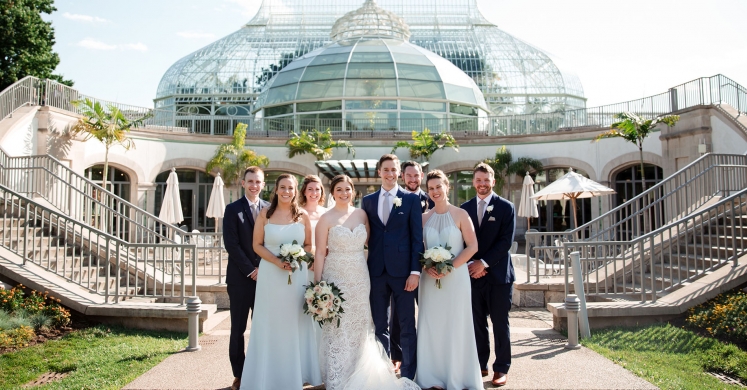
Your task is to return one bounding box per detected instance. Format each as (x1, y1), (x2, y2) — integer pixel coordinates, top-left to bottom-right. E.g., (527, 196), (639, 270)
(401, 100), (446, 111)
(265, 84), (299, 105)
(345, 79), (397, 97)
(445, 83), (478, 104)
(271, 68), (305, 87)
(322, 45), (355, 54)
(346, 62), (396, 78)
(391, 52), (433, 66)
(300, 64), (348, 81)
(297, 80), (344, 99)
(283, 57), (314, 72)
(310, 53), (351, 66)
(350, 52), (393, 63)
(396, 64), (440, 81)
(398, 79), (446, 99)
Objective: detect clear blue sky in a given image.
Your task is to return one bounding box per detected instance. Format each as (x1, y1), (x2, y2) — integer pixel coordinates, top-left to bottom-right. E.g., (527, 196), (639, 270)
(47, 0), (747, 109)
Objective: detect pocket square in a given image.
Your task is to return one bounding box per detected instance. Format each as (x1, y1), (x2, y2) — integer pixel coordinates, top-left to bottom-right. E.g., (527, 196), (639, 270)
(398, 212), (404, 215)
(238, 212), (245, 223)
(488, 216), (496, 221)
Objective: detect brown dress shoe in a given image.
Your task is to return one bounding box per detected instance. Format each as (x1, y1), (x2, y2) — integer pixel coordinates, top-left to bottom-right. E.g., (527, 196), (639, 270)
(231, 377), (241, 390)
(480, 369), (489, 377)
(491, 372), (507, 387)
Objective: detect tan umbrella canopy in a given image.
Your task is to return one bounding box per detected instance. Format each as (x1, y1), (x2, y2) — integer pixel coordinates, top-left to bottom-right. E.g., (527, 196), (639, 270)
(532, 168), (615, 231)
(158, 168), (184, 226)
(205, 173), (226, 232)
(517, 172), (539, 230)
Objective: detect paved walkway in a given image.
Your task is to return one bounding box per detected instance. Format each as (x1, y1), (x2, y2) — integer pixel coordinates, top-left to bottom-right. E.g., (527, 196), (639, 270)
(124, 308), (657, 390)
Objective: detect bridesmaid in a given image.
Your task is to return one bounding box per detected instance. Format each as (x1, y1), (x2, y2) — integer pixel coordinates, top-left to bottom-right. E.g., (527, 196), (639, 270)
(299, 175), (328, 344)
(416, 170), (482, 390)
(241, 174), (323, 389)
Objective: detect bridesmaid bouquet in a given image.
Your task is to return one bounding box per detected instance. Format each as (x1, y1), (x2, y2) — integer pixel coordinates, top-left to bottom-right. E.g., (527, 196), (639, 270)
(278, 240), (313, 284)
(303, 281), (345, 327)
(420, 244), (455, 289)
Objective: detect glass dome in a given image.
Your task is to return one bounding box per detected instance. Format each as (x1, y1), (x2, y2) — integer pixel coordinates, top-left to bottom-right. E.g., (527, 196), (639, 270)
(154, 0), (586, 135)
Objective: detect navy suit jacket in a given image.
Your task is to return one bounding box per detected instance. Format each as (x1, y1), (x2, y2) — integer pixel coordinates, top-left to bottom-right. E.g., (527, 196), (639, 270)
(461, 193), (516, 285)
(363, 188), (424, 278)
(414, 190), (435, 213)
(223, 196), (270, 285)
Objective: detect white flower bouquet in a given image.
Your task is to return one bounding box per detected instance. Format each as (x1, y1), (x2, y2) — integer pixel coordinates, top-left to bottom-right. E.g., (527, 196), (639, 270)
(303, 281), (345, 327)
(278, 240), (313, 284)
(419, 244), (455, 289)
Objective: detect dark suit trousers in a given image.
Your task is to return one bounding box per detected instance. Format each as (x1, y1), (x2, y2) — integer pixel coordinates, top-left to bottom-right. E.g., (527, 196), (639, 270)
(227, 278), (257, 378)
(472, 278), (513, 373)
(389, 291), (418, 362)
(370, 272), (417, 380)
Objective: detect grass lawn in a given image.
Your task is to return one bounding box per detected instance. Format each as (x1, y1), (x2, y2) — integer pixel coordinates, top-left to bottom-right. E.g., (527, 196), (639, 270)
(0, 325), (186, 389)
(584, 323), (747, 390)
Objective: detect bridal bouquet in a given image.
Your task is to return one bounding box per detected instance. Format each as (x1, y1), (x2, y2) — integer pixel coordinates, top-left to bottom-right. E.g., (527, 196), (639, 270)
(278, 240), (313, 284)
(303, 281), (345, 327)
(419, 244), (455, 289)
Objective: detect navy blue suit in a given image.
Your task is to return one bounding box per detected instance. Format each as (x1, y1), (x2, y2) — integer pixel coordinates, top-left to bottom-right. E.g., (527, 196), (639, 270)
(362, 187), (423, 380)
(223, 196), (269, 379)
(461, 193), (515, 374)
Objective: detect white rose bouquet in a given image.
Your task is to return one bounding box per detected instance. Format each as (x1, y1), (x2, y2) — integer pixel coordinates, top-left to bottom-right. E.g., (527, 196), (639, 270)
(419, 244), (455, 289)
(303, 281), (345, 327)
(278, 240), (313, 284)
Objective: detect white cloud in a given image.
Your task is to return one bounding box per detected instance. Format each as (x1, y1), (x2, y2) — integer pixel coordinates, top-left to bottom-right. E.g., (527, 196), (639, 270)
(225, 0), (263, 16)
(77, 38), (148, 52)
(177, 31), (217, 39)
(77, 38), (116, 50)
(62, 12), (109, 23)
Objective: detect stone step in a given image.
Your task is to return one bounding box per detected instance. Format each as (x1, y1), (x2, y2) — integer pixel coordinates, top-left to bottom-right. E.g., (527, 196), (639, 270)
(694, 234), (747, 248)
(681, 243), (737, 258)
(645, 262), (701, 278)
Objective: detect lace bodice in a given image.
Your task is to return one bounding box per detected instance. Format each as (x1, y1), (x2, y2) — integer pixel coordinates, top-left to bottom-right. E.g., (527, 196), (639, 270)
(327, 224), (367, 254)
(423, 211), (464, 255)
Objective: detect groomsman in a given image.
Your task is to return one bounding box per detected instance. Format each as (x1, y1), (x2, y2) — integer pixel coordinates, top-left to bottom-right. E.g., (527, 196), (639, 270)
(223, 167), (269, 390)
(390, 161), (433, 368)
(461, 163), (515, 387)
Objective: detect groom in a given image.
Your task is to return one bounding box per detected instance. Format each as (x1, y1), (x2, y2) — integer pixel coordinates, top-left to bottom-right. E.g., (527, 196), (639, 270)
(462, 163), (515, 387)
(223, 166), (269, 390)
(362, 154), (424, 380)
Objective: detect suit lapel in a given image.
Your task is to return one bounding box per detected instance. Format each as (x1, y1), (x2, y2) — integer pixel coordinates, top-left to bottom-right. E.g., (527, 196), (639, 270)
(467, 197), (480, 234)
(369, 190), (385, 227)
(239, 196), (254, 228)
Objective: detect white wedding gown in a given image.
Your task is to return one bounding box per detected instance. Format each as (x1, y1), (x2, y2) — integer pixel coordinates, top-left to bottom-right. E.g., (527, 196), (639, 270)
(417, 211), (483, 390)
(320, 224), (420, 390)
(241, 222), (323, 390)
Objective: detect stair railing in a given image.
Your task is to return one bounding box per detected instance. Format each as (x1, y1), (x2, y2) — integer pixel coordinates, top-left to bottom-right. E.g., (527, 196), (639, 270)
(0, 183), (197, 303)
(525, 154), (747, 282)
(0, 76), (44, 121)
(562, 186), (747, 302)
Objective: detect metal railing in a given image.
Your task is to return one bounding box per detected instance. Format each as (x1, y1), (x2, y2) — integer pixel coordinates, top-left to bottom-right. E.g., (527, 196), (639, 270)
(0, 147), (180, 244)
(0, 184), (197, 303)
(562, 189), (746, 302)
(177, 231), (227, 283)
(4, 74), (743, 137)
(525, 154), (747, 283)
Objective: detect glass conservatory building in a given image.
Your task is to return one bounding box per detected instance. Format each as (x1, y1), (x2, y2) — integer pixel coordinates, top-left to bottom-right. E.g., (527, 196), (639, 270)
(154, 0), (586, 135)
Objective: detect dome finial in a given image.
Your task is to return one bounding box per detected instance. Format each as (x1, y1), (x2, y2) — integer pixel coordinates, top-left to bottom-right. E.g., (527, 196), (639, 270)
(330, 0), (410, 41)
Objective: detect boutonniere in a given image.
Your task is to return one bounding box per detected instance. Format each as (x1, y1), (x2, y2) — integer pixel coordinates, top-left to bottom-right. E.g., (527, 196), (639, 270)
(421, 200), (427, 208)
(486, 205), (494, 213)
(393, 197), (402, 208)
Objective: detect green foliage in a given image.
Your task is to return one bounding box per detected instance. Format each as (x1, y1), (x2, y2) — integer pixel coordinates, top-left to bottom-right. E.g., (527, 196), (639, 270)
(28, 312), (52, 331)
(595, 112), (679, 185)
(206, 123), (270, 187)
(687, 289), (747, 344)
(286, 128), (355, 161)
(0, 285), (70, 328)
(71, 98), (151, 190)
(0, 325), (185, 389)
(0, 285), (25, 312)
(481, 146), (543, 197)
(0, 0), (72, 90)
(0, 325), (35, 348)
(391, 129), (459, 162)
(585, 323), (747, 388)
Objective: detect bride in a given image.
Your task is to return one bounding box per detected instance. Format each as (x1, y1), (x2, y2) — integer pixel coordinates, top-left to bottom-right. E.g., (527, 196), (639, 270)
(314, 175), (419, 390)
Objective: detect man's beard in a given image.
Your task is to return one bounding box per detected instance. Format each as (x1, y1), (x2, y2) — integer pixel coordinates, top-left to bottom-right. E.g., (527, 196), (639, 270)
(476, 187), (492, 196)
(405, 183), (420, 192)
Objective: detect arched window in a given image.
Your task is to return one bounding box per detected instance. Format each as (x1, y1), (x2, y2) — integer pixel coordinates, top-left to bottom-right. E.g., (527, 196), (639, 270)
(155, 169), (215, 232)
(84, 165), (131, 201)
(613, 164), (663, 205)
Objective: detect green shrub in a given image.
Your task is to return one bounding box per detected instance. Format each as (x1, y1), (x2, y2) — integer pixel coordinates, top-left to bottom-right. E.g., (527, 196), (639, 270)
(7, 311), (32, 330)
(28, 313), (52, 331)
(0, 285), (71, 328)
(687, 289), (747, 344)
(0, 285), (25, 312)
(0, 325), (35, 348)
(0, 310), (11, 331)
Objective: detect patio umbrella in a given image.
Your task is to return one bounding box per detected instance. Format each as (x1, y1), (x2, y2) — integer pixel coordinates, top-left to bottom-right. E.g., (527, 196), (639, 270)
(517, 172), (539, 230)
(159, 168), (184, 225)
(532, 168), (615, 231)
(205, 173), (226, 232)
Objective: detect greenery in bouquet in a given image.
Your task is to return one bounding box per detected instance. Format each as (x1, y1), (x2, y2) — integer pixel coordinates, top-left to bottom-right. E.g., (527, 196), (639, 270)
(419, 245), (455, 289)
(278, 240), (313, 284)
(303, 281), (345, 328)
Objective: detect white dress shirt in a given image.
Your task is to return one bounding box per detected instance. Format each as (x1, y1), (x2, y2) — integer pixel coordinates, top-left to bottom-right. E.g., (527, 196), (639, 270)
(377, 186), (420, 275)
(245, 195), (261, 277)
(470, 192), (497, 269)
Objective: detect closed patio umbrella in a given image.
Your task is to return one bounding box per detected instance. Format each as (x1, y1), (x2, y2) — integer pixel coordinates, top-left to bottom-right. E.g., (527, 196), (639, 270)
(532, 168), (615, 232)
(205, 173), (226, 232)
(517, 172), (539, 231)
(159, 168), (184, 226)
